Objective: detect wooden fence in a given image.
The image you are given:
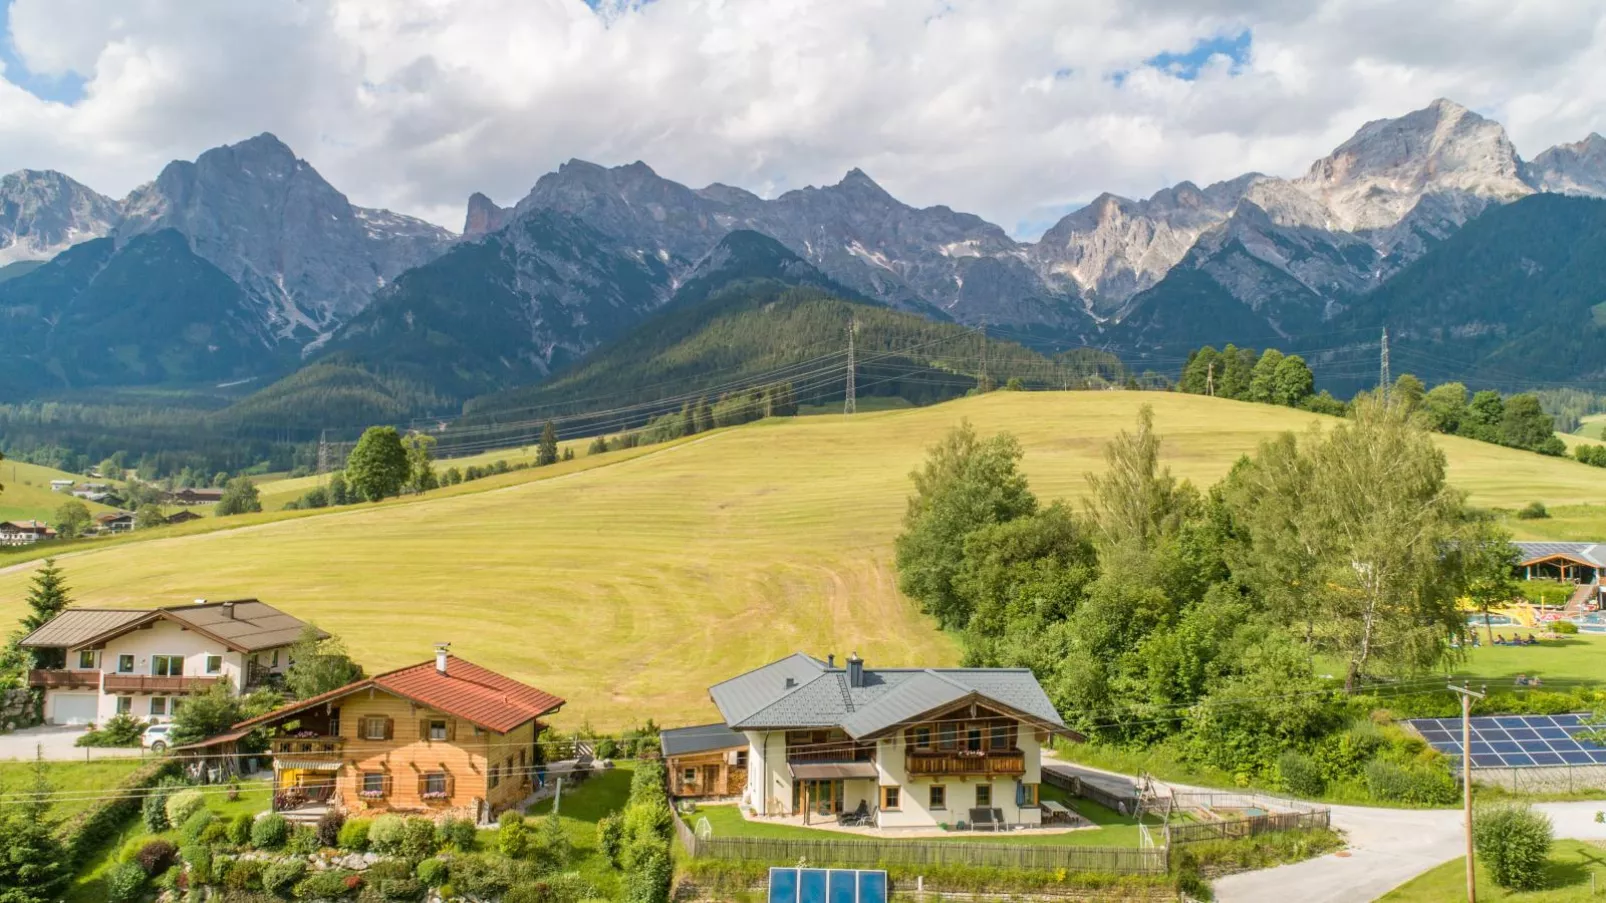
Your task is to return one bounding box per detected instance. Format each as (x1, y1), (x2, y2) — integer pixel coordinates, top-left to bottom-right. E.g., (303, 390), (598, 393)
(1163, 791), (1330, 845)
(1041, 767), (1139, 814)
(671, 810), (1168, 874)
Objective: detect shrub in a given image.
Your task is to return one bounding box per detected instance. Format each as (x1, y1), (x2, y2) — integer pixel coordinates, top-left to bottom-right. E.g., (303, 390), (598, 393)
(1554, 620), (1580, 635)
(263, 859), (307, 895)
(77, 713), (149, 747)
(1517, 501), (1550, 520)
(251, 812), (290, 850)
(415, 857), (449, 888)
(59, 760), (182, 868)
(141, 786), (171, 832)
(294, 868), (359, 899)
(629, 761), (667, 806)
(498, 810), (530, 859)
(133, 839), (178, 875)
(596, 815), (623, 867)
(446, 854), (513, 899)
(400, 817), (438, 861)
(200, 819), (231, 845)
(105, 861), (148, 903)
(288, 824), (321, 855)
(1474, 804), (1553, 890)
(531, 813), (572, 872)
(316, 808), (346, 848)
(621, 801), (672, 853)
(180, 843), (212, 885)
(1363, 759), (1458, 804)
(1276, 751), (1326, 798)
(230, 812), (255, 846)
(369, 814), (407, 854)
(224, 858), (265, 892)
(504, 875), (597, 903)
(437, 817), (477, 851)
(623, 847), (673, 903)
(337, 817), (371, 851)
(180, 808), (216, 845)
(165, 788), (206, 827)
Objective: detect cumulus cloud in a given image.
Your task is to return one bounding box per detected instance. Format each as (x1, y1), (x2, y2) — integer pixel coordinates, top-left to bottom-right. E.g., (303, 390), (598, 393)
(3, 0), (1605, 237)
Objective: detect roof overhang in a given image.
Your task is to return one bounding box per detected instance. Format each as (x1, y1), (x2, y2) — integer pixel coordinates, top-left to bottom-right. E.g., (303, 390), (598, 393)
(789, 762), (879, 780)
(851, 691), (1080, 742)
(68, 610), (254, 654)
(1518, 553), (1600, 568)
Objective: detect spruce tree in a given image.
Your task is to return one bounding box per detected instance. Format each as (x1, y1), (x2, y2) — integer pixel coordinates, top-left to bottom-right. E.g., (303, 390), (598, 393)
(537, 422), (559, 466)
(679, 402), (695, 437)
(694, 398), (714, 434)
(0, 755), (71, 903)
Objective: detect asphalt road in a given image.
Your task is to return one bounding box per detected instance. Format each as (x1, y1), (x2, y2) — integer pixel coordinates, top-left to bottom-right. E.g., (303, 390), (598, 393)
(0, 724), (148, 761)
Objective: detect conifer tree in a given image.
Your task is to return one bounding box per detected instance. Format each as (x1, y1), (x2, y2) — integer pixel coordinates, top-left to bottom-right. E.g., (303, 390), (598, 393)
(537, 422), (559, 466)
(0, 754), (71, 903)
(694, 398), (714, 434)
(20, 560), (72, 668)
(679, 402), (695, 437)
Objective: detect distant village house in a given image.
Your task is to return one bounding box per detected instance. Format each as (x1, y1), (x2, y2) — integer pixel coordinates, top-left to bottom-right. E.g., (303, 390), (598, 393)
(0, 520), (58, 546)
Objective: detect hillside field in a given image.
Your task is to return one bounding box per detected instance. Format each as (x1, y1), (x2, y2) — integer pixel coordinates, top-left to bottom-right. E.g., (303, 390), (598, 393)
(0, 458), (117, 523)
(2, 392), (1605, 729)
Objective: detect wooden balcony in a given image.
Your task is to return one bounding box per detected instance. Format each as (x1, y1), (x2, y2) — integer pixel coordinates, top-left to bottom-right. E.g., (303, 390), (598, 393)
(269, 736), (345, 759)
(102, 674), (221, 694)
(786, 742), (875, 764)
(905, 750), (1026, 777)
(27, 669), (100, 690)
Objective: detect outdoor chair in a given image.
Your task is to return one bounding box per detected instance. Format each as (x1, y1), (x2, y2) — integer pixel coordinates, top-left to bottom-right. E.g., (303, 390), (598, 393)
(969, 807), (999, 831)
(838, 800), (871, 827)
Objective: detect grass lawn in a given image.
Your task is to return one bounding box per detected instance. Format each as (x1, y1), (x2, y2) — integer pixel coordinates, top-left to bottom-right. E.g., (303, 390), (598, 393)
(1379, 839), (1606, 901)
(1573, 415), (1606, 440)
(0, 758), (147, 823)
(0, 458), (118, 523)
(67, 779), (272, 903)
(524, 763), (635, 896)
(1443, 634), (1606, 689)
(691, 785), (1152, 848)
(4, 392), (1605, 729)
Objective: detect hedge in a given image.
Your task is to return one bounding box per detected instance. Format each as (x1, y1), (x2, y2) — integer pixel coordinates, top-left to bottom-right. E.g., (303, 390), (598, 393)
(57, 759), (180, 866)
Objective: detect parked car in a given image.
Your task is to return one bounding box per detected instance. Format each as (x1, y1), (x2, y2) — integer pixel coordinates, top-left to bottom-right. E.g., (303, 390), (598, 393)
(143, 724), (173, 753)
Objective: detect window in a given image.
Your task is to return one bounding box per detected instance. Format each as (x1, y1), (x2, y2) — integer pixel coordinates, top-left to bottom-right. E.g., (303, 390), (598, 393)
(683, 768), (698, 784)
(975, 784), (992, 807)
(938, 724), (957, 749)
(117, 655), (135, 674)
(929, 785), (946, 810)
(1020, 783), (1040, 807)
(735, 750), (748, 768)
(422, 773), (448, 796)
(361, 717), (390, 741)
(361, 772), (386, 796)
(489, 764), (500, 790)
(966, 728), (983, 752)
(271, 650), (280, 668)
(170, 699), (182, 714)
(990, 723), (1009, 750)
(880, 786), (900, 810)
(913, 726), (931, 749)
(77, 650), (95, 669)
(151, 655), (183, 677)
(150, 698), (168, 717)
(116, 696), (132, 715)
(428, 720), (447, 741)
(204, 655), (223, 675)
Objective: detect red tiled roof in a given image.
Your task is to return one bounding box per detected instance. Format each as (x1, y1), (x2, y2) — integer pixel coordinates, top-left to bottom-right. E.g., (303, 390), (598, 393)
(232, 655), (564, 734)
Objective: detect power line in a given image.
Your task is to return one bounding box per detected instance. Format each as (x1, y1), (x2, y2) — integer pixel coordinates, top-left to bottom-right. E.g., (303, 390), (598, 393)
(844, 318), (857, 416)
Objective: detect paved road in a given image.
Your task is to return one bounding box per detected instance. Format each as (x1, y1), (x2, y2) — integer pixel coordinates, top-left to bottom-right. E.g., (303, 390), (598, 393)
(0, 724), (149, 761)
(1044, 760), (1606, 902)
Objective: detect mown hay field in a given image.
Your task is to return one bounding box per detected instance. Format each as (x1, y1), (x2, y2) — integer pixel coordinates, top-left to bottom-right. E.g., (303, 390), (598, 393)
(1, 392), (1603, 728)
(0, 458), (117, 523)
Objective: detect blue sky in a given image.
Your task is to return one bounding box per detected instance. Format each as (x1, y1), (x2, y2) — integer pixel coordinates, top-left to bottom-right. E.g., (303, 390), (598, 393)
(0, 0), (85, 103)
(1147, 31), (1253, 80)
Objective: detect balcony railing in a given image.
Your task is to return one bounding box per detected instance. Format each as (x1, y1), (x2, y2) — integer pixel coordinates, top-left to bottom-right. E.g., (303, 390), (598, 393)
(102, 674), (221, 694)
(27, 669), (100, 690)
(269, 736), (345, 759)
(906, 750), (1026, 777)
(786, 742), (875, 764)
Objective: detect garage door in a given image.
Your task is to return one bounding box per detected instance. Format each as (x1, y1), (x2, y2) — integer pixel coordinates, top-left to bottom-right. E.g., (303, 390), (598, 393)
(51, 694), (98, 725)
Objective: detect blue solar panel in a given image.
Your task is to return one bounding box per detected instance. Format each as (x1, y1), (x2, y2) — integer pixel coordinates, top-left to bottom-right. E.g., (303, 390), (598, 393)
(1405, 713), (1606, 769)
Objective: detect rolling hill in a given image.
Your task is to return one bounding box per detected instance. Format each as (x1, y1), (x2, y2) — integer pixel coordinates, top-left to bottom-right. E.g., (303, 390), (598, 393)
(0, 459), (117, 523)
(1, 391), (1602, 729)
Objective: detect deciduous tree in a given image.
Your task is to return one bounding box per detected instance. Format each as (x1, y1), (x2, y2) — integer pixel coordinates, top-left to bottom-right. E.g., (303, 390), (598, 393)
(345, 427), (409, 501)
(216, 476), (262, 516)
(286, 626), (362, 699)
(402, 433), (439, 493)
(52, 500), (91, 538)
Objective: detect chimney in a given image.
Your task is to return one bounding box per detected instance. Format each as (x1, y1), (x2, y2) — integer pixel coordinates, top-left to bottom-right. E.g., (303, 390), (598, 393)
(434, 643), (450, 675)
(784, 677), (797, 690)
(221, 602), (235, 619)
(827, 654), (836, 668)
(847, 652), (864, 689)
(193, 598), (207, 605)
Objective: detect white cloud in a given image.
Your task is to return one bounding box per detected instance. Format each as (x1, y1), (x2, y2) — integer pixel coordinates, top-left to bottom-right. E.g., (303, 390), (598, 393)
(3, 0), (1605, 237)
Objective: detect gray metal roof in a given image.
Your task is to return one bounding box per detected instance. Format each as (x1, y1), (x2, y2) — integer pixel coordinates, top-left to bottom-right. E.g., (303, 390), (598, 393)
(18, 610), (148, 648)
(710, 653), (1067, 739)
(1513, 542), (1606, 567)
(660, 723), (746, 757)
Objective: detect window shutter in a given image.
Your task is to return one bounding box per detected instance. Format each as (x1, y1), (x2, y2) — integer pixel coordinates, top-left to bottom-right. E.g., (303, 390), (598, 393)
(383, 717), (394, 740)
(358, 717), (371, 739)
(446, 720), (457, 741)
(382, 773), (393, 797)
(416, 774), (427, 797)
(1015, 781), (1026, 807)
(419, 719), (430, 741)
(445, 772), (455, 797)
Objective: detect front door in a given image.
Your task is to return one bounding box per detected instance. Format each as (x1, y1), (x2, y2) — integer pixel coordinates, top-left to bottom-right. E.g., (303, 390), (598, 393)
(793, 779), (843, 815)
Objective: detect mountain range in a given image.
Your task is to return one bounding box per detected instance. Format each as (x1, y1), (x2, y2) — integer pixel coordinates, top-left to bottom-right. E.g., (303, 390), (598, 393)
(3, 98), (1606, 416)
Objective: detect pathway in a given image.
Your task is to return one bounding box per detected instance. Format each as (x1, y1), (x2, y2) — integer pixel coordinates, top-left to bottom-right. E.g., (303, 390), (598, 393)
(1043, 760), (1606, 902)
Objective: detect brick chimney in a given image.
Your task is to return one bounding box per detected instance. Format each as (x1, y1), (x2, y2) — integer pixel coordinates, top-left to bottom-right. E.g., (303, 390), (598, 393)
(434, 643), (450, 675)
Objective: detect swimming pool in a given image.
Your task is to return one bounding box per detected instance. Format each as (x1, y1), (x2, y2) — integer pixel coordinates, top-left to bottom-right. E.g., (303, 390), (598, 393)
(1467, 614), (1518, 627)
(1562, 613), (1606, 634)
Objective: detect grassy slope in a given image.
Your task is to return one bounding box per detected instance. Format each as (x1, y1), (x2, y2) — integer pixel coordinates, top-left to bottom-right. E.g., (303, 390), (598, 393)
(3, 392), (1605, 729)
(0, 759), (146, 822)
(1575, 414), (1606, 439)
(1378, 838), (1606, 902)
(0, 459), (119, 523)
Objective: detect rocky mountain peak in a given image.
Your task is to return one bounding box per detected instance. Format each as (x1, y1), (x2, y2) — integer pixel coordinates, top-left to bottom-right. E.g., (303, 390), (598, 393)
(1524, 132), (1606, 197)
(0, 169), (121, 267)
(463, 192), (511, 237)
(1295, 98), (1531, 231)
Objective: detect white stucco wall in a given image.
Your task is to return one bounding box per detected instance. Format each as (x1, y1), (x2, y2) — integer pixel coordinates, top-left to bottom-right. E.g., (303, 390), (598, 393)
(91, 621), (249, 721)
(874, 722), (1045, 828)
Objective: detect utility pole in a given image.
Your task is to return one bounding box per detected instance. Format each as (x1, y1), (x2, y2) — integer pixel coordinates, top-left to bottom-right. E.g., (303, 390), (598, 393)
(844, 318), (857, 415)
(1380, 327), (1391, 404)
(316, 430), (330, 476)
(1448, 682), (1486, 903)
(979, 322), (989, 392)
(1206, 362), (1215, 398)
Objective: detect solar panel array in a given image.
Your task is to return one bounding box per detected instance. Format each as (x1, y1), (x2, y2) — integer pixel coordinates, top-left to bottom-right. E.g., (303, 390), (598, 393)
(1406, 714), (1606, 768)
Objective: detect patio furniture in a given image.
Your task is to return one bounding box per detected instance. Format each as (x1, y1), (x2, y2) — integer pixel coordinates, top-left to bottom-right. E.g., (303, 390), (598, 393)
(838, 800), (872, 827)
(969, 807), (999, 831)
(1041, 800), (1072, 825)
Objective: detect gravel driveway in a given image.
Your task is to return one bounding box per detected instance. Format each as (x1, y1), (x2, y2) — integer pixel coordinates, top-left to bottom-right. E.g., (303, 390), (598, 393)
(0, 724), (149, 761)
